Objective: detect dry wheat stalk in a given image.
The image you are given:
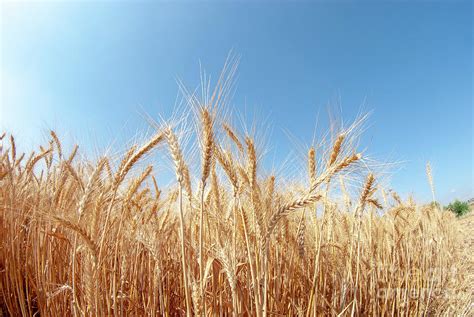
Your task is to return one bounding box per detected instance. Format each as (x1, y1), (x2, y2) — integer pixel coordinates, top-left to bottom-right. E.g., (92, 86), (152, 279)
(198, 108), (214, 312)
(164, 126), (192, 316)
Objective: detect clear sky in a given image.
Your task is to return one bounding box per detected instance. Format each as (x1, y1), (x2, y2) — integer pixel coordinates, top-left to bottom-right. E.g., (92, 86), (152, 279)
(1, 1), (472, 204)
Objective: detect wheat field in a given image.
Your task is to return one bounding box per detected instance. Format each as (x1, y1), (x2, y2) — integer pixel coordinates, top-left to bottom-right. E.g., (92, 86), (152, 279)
(0, 71), (472, 316)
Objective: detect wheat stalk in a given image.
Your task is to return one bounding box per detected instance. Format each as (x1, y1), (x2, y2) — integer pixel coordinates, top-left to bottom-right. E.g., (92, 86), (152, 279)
(198, 108), (214, 312)
(165, 126), (192, 316)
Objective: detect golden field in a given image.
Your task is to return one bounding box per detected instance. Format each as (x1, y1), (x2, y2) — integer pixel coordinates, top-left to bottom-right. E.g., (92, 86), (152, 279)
(0, 73), (472, 316)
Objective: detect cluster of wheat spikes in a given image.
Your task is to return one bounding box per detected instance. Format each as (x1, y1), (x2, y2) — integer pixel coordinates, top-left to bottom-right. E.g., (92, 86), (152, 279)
(0, 69), (472, 316)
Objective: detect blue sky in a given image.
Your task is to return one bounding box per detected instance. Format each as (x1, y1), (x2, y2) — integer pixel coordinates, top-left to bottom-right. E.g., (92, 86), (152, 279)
(1, 1), (472, 203)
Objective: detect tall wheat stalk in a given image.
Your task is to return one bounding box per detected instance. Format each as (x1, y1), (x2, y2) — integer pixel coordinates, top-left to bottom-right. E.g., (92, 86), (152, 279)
(165, 126), (192, 316)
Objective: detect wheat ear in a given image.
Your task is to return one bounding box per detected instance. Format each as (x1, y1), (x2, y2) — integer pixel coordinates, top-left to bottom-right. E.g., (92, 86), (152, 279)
(200, 108), (214, 185)
(308, 147), (316, 187)
(426, 162), (436, 203)
(328, 133), (345, 166)
(77, 159), (106, 216)
(223, 123), (244, 153)
(10, 135), (16, 163)
(116, 132), (164, 185)
(263, 193), (322, 253)
(50, 130), (63, 159)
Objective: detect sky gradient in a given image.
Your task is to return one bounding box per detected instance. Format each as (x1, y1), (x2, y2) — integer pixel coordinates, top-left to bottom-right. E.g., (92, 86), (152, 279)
(1, 1), (472, 204)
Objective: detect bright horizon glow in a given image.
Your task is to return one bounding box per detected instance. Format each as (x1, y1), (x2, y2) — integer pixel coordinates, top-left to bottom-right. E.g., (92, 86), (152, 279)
(1, 1), (472, 204)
